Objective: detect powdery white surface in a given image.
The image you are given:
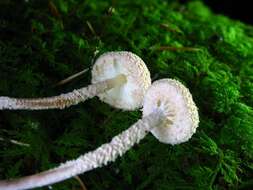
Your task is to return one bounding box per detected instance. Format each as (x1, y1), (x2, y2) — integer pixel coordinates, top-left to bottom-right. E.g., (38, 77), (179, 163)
(143, 79), (199, 145)
(0, 111), (163, 190)
(0, 80), (111, 110)
(92, 51), (151, 110)
(0, 97), (14, 109)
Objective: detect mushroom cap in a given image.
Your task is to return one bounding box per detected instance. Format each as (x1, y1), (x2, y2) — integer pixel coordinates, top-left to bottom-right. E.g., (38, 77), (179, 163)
(92, 51), (151, 110)
(143, 79), (199, 145)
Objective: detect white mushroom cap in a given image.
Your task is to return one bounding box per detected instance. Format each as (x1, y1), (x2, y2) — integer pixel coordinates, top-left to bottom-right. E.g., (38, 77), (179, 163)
(143, 79), (199, 145)
(92, 51), (151, 110)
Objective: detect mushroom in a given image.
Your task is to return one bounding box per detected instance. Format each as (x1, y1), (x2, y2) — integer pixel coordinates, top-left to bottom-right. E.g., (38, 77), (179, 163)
(142, 79), (199, 144)
(0, 51), (151, 110)
(0, 79), (199, 190)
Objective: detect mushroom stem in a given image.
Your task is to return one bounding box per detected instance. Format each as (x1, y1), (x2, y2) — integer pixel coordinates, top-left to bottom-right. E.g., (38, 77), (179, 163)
(0, 74), (127, 110)
(0, 110), (164, 190)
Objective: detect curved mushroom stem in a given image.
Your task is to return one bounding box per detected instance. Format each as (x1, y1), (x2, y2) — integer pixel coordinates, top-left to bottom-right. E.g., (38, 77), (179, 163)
(0, 110), (164, 190)
(0, 74), (127, 110)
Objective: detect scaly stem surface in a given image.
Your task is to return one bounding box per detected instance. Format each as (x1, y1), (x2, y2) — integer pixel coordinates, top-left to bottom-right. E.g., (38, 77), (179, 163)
(0, 110), (164, 190)
(0, 74), (126, 110)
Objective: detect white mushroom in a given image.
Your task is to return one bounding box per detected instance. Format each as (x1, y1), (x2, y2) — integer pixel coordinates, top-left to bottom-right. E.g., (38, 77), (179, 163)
(0, 79), (199, 190)
(143, 79), (199, 144)
(0, 51), (151, 110)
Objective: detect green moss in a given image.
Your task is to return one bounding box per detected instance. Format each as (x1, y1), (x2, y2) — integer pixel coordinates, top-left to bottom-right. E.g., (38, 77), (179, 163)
(0, 0), (253, 189)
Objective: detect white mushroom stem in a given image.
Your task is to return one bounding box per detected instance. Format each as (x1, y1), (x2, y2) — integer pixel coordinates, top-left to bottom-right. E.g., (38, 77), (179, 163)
(0, 110), (165, 190)
(0, 74), (126, 110)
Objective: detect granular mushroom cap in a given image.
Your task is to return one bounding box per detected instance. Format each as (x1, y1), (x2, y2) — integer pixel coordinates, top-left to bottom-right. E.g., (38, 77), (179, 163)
(143, 79), (199, 145)
(92, 51), (151, 110)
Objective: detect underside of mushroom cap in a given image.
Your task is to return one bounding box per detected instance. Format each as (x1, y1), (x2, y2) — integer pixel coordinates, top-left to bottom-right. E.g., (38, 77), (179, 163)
(143, 79), (199, 145)
(92, 51), (151, 110)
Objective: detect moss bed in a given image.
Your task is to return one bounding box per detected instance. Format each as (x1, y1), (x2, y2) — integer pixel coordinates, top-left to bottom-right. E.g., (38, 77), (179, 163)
(0, 0), (252, 189)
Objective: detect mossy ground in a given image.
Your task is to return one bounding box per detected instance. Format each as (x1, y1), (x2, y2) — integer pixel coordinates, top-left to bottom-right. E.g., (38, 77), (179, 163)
(0, 0), (253, 189)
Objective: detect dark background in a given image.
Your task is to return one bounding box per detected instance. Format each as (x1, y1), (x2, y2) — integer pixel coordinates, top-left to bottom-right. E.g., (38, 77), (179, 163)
(180, 0), (253, 24)
(204, 0), (252, 24)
